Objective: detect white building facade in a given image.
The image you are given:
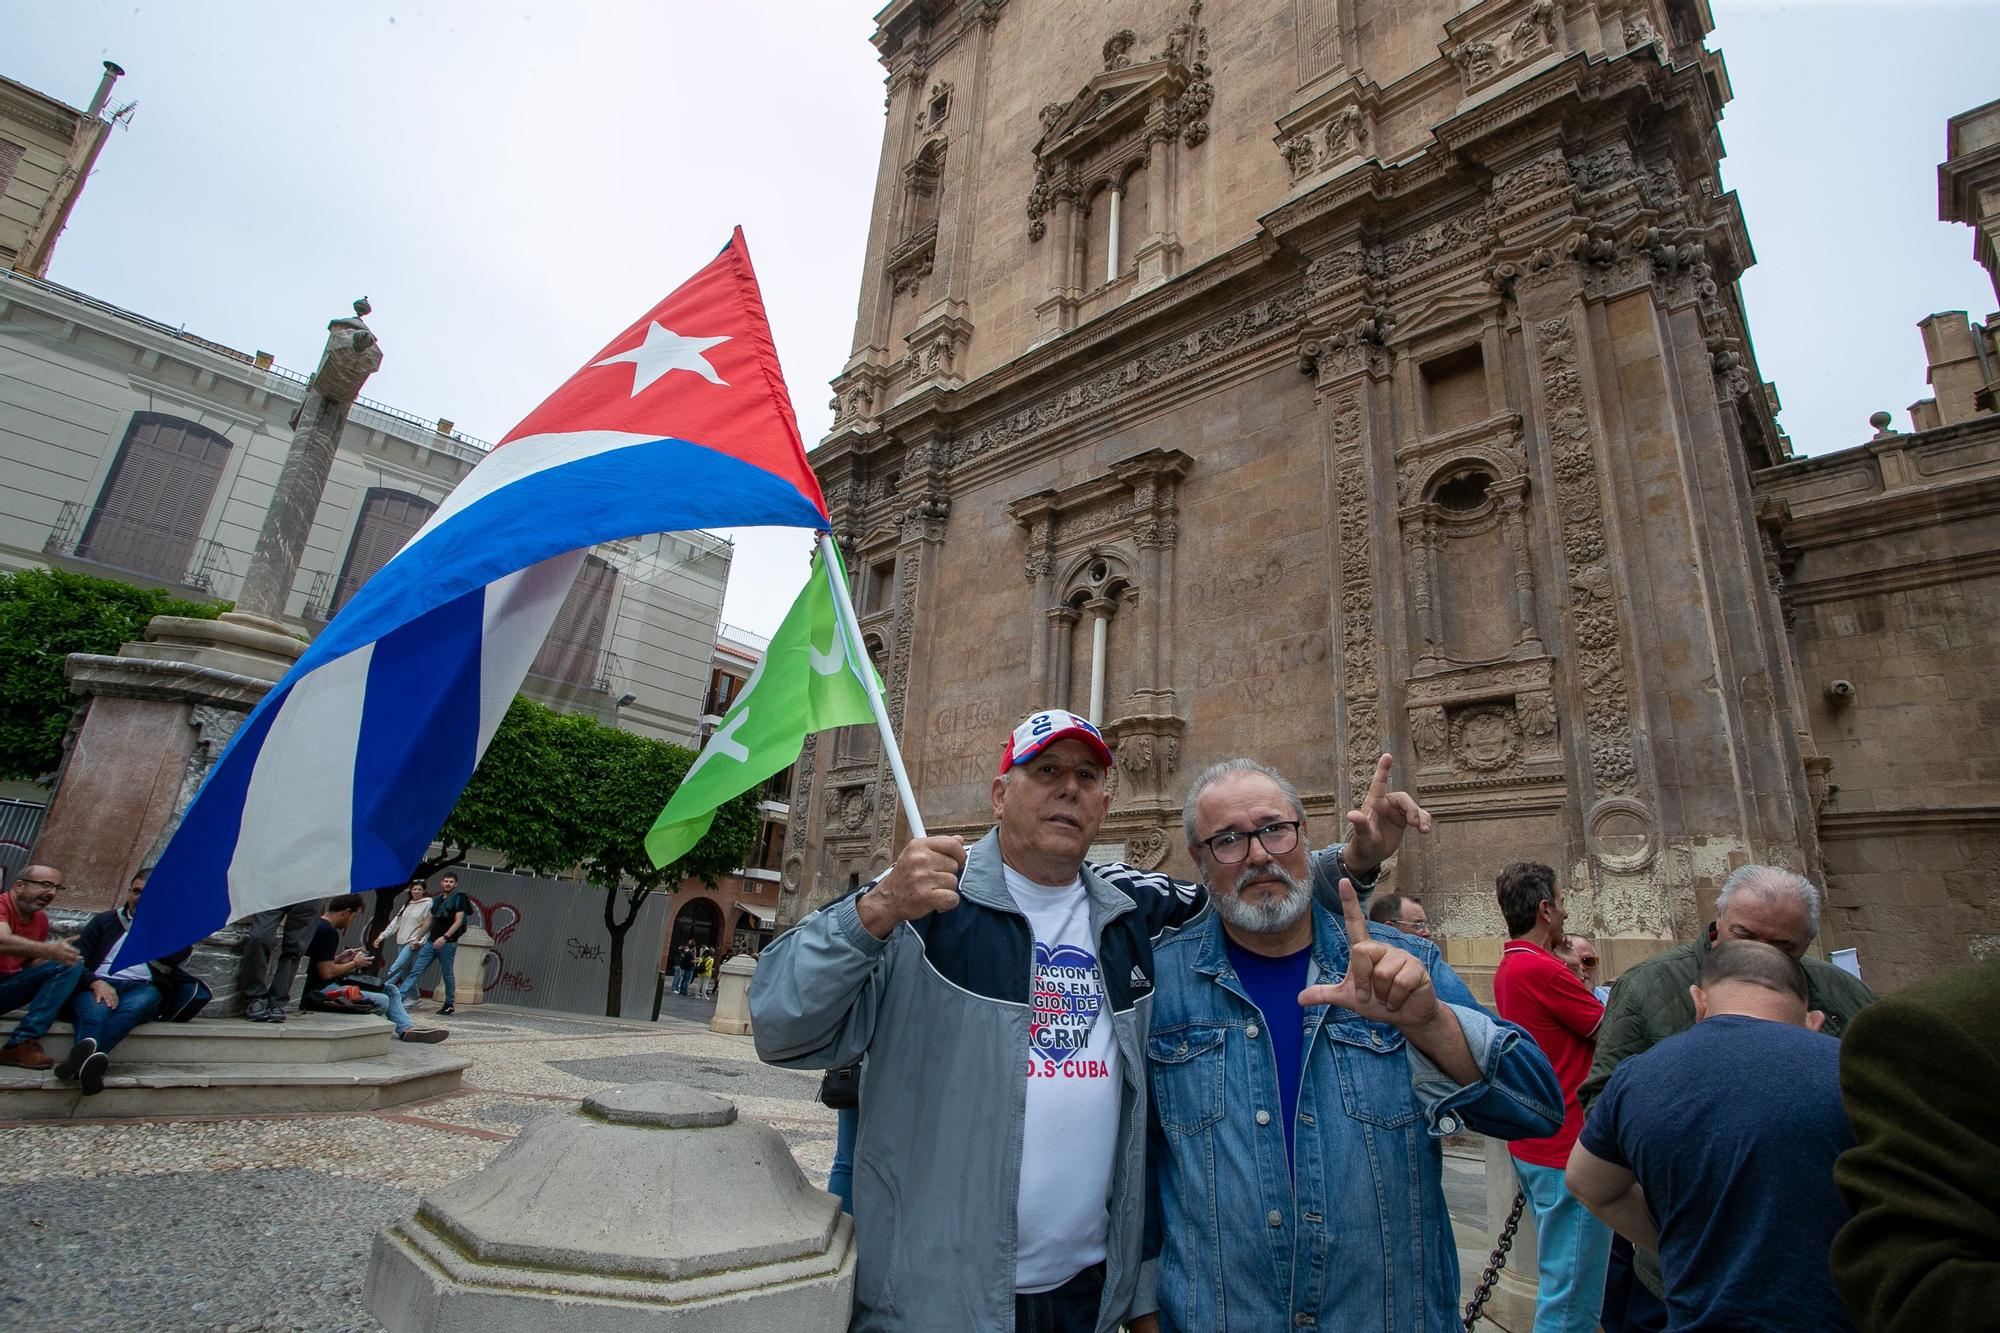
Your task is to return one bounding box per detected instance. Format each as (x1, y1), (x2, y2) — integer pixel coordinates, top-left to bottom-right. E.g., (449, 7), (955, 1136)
(0, 268), (733, 753)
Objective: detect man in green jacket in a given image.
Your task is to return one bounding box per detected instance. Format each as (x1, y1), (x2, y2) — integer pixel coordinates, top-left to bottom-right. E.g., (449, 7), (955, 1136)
(1579, 864), (1877, 1110)
(1578, 864), (1878, 1327)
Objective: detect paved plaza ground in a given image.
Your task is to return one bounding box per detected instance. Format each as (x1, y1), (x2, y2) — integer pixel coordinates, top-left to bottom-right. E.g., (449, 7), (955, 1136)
(0, 999), (1500, 1331)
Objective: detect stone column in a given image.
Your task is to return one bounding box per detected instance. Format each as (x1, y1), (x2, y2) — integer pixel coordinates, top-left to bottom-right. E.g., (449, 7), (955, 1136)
(1494, 480), (1544, 652)
(710, 954), (756, 1036)
(1403, 510), (1442, 671)
(1084, 596), (1116, 724)
(233, 299), (383, 625)
(1048, 606), (1079, 711)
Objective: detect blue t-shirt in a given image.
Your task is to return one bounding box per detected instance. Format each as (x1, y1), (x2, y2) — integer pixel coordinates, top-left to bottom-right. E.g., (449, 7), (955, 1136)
(1580, 1013), (1857, 1332)
(1224, 937), (1311, 1167)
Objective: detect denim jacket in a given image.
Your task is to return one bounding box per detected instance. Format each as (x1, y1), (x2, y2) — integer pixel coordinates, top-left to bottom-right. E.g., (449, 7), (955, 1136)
(1141, 903), (1562, 1332)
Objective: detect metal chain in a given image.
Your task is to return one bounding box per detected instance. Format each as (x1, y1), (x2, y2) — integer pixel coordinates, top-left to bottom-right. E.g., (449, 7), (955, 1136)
(1462, 1187), (1527, 1330)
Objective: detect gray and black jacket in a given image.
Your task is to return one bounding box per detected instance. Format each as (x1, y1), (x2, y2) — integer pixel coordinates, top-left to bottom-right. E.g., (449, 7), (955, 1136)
(749, 829), (1367, 1333)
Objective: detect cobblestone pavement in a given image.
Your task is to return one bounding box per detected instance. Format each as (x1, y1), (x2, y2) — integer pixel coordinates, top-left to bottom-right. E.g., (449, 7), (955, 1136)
(0, 1001), (1501, 1331)
(0, 1003), (835, 1332)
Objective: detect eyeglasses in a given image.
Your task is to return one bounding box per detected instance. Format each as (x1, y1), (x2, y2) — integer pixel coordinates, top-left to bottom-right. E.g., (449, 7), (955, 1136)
(1196, 820), (1303, 865)
(1389, 918), (1432, 936)
(16, 878), (60, 891)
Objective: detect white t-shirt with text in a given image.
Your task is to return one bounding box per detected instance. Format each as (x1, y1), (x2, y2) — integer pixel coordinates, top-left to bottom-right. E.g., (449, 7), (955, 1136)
(1005, 864), (1121, 1294)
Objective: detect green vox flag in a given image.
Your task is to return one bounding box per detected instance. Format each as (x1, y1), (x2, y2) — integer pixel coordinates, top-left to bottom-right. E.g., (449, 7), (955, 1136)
(645, 545), (879, 870)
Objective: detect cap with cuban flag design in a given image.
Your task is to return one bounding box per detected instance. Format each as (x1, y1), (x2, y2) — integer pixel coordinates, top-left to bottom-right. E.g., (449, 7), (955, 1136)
(998, 708), (1113, 776)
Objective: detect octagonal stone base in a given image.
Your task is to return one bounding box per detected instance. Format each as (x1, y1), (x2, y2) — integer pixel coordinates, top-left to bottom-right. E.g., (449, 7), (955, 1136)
(365, 1083), (853, 1332)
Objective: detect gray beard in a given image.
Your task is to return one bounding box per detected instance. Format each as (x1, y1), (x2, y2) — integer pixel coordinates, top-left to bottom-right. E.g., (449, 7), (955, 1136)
(1213, 862), (1312, 936)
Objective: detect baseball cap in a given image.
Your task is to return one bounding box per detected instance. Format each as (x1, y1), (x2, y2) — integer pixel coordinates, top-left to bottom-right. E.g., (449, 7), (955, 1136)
(998, 709), (1113, 776)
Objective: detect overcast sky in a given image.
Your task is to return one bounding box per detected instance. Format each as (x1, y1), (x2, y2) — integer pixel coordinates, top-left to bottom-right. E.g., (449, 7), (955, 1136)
(11, 1), (1996, 640)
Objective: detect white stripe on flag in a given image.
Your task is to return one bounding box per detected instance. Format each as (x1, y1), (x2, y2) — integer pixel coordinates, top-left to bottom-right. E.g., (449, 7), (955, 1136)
(226, 642), (375, 915)
(411, 431), (665, 546)
(476, 551), (588, 747)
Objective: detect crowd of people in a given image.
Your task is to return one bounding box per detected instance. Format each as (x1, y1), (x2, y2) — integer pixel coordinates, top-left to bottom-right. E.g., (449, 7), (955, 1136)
(671, 939), (721, 998)
(0, 864), (467, 1089)
(751, 706), (1999, 1332)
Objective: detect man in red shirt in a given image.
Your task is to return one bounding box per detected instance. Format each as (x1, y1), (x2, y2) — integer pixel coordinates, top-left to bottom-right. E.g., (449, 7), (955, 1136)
(1493, 861), (1610, 1333)
(0, 864), (87, 1070)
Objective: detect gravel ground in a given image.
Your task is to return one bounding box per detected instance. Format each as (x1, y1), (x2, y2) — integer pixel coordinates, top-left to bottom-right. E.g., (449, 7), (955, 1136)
(0, 1005), (834, 1332)
(0, 1168), (410, 1333)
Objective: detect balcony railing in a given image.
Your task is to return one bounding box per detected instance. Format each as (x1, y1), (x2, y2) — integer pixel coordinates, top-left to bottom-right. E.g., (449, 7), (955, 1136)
(43, 501), (237, 594)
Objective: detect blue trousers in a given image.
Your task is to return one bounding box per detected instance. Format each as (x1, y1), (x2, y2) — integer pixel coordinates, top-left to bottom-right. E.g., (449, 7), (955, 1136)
(71, 977), (162, 1052)
(397, 939), (457, 1005)
(313, 978), (417, 1034)
(0, 960), (86, 1045)
(828, 1106), (858, 1214)
(1515, 1157), (1613, 1333)
(382, 940), (422, 990)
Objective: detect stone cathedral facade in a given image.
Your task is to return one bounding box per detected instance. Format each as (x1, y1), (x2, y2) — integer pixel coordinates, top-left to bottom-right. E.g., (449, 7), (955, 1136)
(780, 0), (1995, 990)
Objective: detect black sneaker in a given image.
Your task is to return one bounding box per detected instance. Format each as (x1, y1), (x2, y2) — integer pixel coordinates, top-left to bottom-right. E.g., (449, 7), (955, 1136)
(54, 1036), (97, 1083)
(79, 1051), (108, 1096)
(244, 998), (270, 1022)
(437, 1004), (455, 1016)
(399, 1027), (448, 1044)
(267, 1005), (287, 1023)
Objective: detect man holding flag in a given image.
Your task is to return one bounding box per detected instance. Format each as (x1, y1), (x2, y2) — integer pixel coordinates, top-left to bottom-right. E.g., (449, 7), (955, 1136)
(746, 696), (1430, 1332)
(117, 231), (835, 979)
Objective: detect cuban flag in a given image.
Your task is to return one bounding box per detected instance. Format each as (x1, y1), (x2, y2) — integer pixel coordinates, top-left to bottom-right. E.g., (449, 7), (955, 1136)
(117, 229), (829, 966)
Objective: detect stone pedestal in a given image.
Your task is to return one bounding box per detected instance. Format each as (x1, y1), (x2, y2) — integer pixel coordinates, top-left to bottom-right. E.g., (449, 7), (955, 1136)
(365, 1083), (854, 1332)
(33, 643), (283, 913)
(451, 926), (492, 1006)
(1479, 1136), (1539, 1331)
(710, 954), (756, 1036)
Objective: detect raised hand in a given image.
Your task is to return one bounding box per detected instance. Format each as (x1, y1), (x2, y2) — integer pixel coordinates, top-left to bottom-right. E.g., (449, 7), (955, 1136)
(1344, 753), (1433, 873)
(856, 835), (967, 940)
(1298, 878), (1440, 1029)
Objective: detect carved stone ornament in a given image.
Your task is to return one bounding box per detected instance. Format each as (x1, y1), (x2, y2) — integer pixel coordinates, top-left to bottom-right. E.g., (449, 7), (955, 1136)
(1538, 317), (1638, 795)
(1123, 827), (1170, 870)
(1026, 0), (1211, 239)
(1450, 704), (1523, 772)
(1445, 0), (1561, 95)
(1278, 102), (1371, 185)
(841, 786), (874, 832)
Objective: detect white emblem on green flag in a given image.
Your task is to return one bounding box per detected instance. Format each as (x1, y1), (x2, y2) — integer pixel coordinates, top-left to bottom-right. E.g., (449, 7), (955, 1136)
(645, 545), (880, 870)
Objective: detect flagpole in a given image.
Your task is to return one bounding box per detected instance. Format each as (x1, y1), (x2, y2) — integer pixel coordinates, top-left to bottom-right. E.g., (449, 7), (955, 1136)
(817, 532), (927, 840)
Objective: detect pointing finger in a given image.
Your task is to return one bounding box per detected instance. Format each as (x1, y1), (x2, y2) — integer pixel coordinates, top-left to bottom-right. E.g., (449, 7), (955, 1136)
(1363, 753), (1392, 811)
(1338, 876), (1371, 946)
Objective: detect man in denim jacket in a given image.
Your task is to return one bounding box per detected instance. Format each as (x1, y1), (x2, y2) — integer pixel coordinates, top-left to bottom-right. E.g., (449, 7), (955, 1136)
(1129, 759), (1563, 1333)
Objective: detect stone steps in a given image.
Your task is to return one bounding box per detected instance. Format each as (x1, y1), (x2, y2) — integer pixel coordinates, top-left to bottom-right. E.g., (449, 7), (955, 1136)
(39, 1013), (393, 1064)
(0, 1012), (468, 1120)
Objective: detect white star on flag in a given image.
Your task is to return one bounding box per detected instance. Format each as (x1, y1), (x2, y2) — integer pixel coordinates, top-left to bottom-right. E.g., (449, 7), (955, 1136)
(592, 322), (731, 395)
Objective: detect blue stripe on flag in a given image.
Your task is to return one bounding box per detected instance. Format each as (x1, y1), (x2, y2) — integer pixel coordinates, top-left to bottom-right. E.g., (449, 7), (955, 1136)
(348, 588), (486, 894)
(118, 438), (825, 969)
(304, 439), (825, 669)
(113, 680), (290, 966)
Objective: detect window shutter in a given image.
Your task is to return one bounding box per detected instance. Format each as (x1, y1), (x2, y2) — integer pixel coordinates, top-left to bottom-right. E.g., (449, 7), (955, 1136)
(80, 412), (231, 581)
(332, 488), (436, 612)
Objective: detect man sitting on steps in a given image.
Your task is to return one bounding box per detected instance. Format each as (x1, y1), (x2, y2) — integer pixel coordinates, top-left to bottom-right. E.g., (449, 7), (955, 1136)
(303, 896), (446, 1043)
(57, 870), (198, 1095)
(0, 864), (85, 1071)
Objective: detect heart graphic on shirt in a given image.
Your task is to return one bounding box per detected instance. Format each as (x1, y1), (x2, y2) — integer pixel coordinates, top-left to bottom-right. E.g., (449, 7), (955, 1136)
(1029, 941), (1104, 1064)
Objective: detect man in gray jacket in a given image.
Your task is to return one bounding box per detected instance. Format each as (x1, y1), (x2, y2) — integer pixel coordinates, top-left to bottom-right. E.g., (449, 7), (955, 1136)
(751, 709), (1429, 1332)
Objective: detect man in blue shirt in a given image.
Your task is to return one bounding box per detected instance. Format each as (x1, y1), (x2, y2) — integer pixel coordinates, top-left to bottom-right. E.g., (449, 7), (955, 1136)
(1133, 758), (1563, 1332)
(1566, 940), (1857, 1332)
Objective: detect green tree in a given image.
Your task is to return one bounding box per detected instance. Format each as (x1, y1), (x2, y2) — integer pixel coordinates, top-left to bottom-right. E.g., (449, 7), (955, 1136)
(0, 568), (227, 781)
(557, 713), (760, 1017)
(386, 696), (759, 1017)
